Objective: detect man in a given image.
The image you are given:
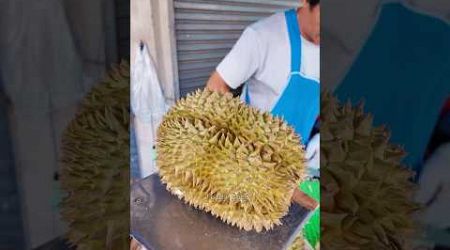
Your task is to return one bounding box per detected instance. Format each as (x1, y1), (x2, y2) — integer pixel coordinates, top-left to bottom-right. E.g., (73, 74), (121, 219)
(206, 0), (320, 209)
(207, 0), (319, 144)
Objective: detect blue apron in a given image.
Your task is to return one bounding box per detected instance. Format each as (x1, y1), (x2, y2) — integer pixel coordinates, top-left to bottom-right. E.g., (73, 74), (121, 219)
(336, 3), (450, 174)
(245, 9), (319, 145)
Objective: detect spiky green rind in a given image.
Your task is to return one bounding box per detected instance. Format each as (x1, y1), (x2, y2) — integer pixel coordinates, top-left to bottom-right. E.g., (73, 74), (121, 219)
(321, 92), (420, 249)
(60, 62), (130, 250)
(157, 89), (306, 232)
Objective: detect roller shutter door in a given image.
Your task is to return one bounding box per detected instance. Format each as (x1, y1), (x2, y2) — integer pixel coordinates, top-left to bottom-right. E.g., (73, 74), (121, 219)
(174, 0), (299, 97)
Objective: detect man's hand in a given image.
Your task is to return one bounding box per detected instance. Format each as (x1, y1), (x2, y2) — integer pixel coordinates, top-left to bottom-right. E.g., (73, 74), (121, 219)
(206, 71), (231, 94)
(130, 238), (143, 250)
(292, 188), (318, 210)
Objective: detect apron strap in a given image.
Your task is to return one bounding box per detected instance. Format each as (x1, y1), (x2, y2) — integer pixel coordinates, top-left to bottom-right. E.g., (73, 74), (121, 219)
(285, 9), (302, 73)
(245, 84), (251, 104)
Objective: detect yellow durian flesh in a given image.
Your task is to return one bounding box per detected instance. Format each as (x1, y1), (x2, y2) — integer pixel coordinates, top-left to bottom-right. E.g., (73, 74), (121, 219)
(157, 89), (306, 232)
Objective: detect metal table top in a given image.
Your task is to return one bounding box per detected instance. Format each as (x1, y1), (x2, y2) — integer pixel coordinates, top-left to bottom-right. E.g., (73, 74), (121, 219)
(131, 174), (312, 250)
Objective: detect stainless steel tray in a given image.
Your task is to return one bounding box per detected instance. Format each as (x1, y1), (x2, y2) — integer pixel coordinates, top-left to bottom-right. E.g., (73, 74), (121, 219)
(131, 174), (312, 250)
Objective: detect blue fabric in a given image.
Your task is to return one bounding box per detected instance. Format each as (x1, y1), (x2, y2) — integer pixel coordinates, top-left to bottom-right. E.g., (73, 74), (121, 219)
(336, 3), (450, 173)
(245, 9), (319, 145)
(130, 121), (141, 179)
(285, 9), (301, 73)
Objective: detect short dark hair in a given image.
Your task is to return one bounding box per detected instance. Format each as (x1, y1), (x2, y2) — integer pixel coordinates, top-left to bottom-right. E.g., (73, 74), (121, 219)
(307, 0), (320, 7)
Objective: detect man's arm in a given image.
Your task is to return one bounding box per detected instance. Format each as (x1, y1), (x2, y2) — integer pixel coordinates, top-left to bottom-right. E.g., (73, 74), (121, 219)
(205, 71), (230, 94)
(205, 26), (261, 94)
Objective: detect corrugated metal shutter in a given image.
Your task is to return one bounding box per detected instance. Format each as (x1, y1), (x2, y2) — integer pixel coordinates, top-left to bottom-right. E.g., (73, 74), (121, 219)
(174, 0), (299, 97)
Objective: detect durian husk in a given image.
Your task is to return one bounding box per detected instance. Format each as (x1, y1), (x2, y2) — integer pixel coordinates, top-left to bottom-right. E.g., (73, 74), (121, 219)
(60, 62), (130, 250)
(321, 92), (420, 249)
(289, 233), (320, 250)
(289, 234), (305, 250)
(157, 89), (306, 232)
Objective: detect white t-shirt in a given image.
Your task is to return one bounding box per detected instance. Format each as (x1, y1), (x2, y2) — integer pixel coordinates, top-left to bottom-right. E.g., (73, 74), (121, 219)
(217, 11), (320, 112)
(415, 143), (450, 228)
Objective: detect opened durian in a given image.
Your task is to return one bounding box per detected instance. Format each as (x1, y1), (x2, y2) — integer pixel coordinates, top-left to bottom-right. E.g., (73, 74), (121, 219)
(60, 62), (130, 249)
(320, 92), (419, 249)
(157, 89), (306, 232)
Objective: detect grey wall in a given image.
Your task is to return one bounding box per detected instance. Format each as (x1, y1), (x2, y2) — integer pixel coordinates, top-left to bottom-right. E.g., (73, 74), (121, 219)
(0, 75), (23, 250)
(0, 0), (121, 248)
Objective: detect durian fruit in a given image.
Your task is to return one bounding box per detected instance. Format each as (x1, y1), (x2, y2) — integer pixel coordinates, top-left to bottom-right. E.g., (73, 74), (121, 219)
(321, 92), (420, 249)
(288, 235), (321, 250)
(60, 62), (130, 249)
(156, 89), (306, 232)
(288, 234), (306, 250)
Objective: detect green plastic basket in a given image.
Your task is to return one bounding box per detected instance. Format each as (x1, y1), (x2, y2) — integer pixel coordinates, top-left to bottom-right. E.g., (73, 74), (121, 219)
(299, 179), (320, 249)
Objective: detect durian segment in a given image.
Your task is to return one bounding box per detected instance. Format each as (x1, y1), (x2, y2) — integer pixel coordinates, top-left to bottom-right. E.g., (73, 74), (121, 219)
(321, 92), (420, 249)
(288, 234), (306, 250)
(60, 62), (130, 250)
(157, 90), (306, 232)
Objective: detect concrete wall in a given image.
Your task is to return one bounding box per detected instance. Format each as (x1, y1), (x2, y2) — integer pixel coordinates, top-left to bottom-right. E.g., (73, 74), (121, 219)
(131, 0), (179, 103)
(130, 0), (179, 177)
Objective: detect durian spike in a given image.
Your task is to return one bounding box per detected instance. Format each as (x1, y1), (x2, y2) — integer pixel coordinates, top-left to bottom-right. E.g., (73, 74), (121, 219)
(321, 91), (420, 249)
